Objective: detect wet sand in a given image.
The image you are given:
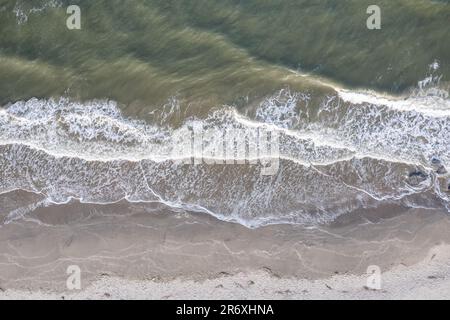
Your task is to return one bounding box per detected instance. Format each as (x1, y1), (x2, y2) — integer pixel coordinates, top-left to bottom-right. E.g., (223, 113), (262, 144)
(3, 244), (450, 300)
(1, 200), (450, 299)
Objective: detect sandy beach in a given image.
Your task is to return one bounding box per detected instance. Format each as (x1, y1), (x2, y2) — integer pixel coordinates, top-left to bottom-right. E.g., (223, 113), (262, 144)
(3, 245), (450, 300)
(1, 199), (450, 299)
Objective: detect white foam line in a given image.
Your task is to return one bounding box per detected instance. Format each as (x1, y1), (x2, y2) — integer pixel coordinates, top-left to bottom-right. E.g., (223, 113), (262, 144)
(2, 94), (447, 168)
(231, 109), (357, 151)
(138, 163), (270, 229)
(337, 89), (450, 117)
(0, 139), (430, 169)
(287, 66), (450, 117)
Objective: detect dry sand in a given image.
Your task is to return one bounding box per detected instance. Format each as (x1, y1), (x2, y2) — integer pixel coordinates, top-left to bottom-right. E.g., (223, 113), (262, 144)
(1, 200), (450, 299)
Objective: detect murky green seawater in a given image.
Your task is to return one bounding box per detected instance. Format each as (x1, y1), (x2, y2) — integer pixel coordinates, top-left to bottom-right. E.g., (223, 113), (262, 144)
(1, 0), (449, 112)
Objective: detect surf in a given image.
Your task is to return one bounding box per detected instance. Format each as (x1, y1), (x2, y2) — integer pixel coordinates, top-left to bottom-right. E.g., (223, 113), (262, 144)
(0, 84), (449, 227)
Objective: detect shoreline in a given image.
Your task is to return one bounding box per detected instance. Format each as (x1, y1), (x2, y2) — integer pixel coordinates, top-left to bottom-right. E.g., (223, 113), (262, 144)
(1, 201), (450, 299)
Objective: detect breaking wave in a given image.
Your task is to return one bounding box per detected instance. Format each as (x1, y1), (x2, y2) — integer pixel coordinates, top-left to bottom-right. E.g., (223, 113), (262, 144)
(0, 86), (449, 227)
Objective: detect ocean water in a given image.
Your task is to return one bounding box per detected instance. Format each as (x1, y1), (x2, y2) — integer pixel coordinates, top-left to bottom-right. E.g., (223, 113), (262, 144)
(0, 0), (449, 227)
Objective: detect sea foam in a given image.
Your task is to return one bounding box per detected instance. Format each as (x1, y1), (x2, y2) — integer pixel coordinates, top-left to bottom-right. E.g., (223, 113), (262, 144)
(0, 87), (449, 227)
